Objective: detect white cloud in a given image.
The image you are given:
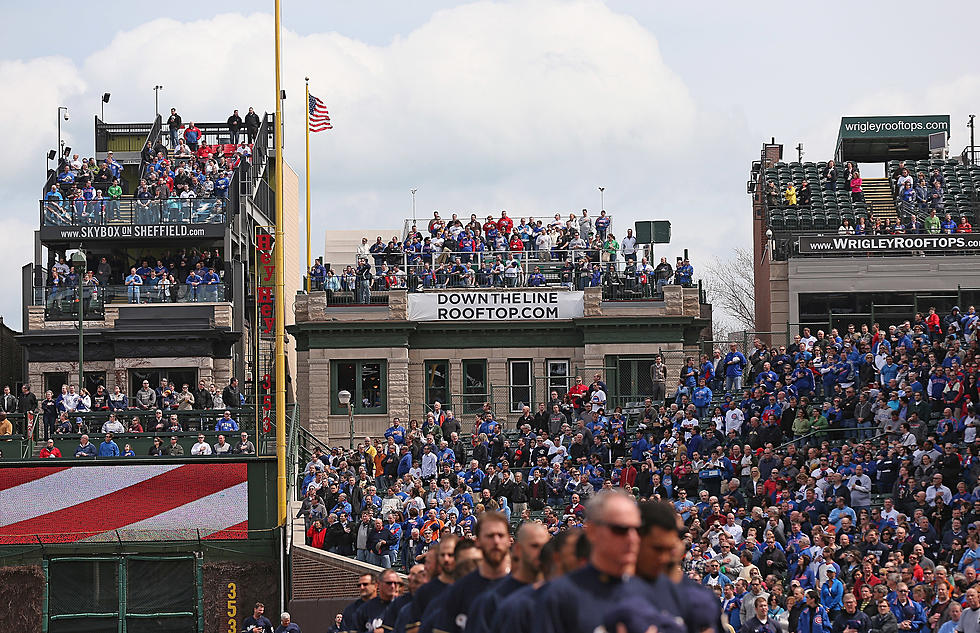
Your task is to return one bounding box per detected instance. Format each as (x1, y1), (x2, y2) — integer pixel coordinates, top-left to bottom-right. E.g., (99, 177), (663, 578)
(0, 1), (805, 329)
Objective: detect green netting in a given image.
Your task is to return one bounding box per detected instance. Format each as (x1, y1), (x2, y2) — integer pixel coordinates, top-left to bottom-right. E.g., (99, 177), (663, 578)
(47, 560), (118, 617)
(126, 616), (197, 633)
(49, 616), (118, 633)
(126, 558), (195, 615)
(46, 556), (200, 633)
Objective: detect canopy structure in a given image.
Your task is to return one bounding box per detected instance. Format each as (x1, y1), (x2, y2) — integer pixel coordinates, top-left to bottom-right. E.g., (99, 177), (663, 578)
(835, 114), (950, 162)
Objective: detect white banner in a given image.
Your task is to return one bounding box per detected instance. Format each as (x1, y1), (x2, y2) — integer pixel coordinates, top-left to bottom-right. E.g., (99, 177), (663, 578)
(407, 290), (584, 321)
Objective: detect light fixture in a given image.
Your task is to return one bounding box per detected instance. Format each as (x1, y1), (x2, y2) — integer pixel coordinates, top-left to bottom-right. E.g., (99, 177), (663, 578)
(338, 390), (351, 407)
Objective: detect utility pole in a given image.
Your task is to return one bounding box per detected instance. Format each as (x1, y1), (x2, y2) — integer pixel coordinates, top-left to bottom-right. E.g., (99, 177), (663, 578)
(795, 143), (804, 163)
(970, 115), (976, 166)
(154, 85), (164, 118)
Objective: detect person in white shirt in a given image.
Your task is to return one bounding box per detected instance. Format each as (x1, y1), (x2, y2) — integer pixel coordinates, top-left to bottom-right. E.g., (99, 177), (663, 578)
(880, 497), (901, 524)
(725, 406), (745, 435)
(101, 415), (126, 435)
(620, 229), (637, 264)
(926, 473), (953, 507)
(420, 445), (438, 480)
(191, 434), (213, 456)
(356, 237), (371, 260)
(590, 389), (606, 413)
(800, 328), (817, 350)
(535, 230), (553, 261)
(966, 409), (979, 444)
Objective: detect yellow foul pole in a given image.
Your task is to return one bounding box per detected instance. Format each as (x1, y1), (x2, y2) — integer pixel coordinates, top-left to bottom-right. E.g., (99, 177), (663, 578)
(305, 77), (311, 293)
(273, 0), (287, 527)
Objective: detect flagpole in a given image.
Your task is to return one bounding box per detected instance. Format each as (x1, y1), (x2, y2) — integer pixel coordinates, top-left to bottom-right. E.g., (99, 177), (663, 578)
(305, 77), (311, 293)
(273, 0), (287, 532)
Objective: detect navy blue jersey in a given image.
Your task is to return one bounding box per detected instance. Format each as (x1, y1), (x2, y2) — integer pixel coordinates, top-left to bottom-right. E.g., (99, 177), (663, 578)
(381, 594), (412, 632)
(494, 583), (541, 633)
(341, 598), (369, 633)
(353, 597), (394, 633)
(539, 564), (654, 633)
(411, 578), (449, 629)
(465, 575), (529, 633)
(431, 570), (499, 633)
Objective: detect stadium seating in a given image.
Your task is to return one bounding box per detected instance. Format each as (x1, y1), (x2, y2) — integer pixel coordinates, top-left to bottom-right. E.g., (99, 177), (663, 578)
(765, 159), (980, 231)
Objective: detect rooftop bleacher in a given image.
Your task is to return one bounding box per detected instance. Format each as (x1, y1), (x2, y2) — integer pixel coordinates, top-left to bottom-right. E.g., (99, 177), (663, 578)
(760, 159), (980, 255)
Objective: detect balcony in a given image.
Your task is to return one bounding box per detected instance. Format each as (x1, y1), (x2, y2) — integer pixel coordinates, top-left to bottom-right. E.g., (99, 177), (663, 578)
(39, 198), (227, 241)
(33, 283), (228, 322)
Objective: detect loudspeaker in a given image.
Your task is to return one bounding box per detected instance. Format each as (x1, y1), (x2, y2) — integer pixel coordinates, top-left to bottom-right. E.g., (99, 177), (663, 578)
(635, 220), (671, 244)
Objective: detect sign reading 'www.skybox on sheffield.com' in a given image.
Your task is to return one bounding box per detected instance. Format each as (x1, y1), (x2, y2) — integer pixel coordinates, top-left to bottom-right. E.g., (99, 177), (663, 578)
(407, 290), (585, 321)
(799, 234), (980, 254)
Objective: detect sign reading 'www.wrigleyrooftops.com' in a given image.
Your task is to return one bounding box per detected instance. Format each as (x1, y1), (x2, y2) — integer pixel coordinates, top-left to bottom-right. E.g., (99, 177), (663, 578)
(407, 290), (584, 321)
(800, 234), (980, 254)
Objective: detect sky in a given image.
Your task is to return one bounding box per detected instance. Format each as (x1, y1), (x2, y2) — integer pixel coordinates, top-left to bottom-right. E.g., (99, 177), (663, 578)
(0, 0), (978, 331)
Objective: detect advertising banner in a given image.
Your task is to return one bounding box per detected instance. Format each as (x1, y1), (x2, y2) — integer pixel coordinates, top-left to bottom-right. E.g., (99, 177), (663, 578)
(838, 115), (950, 139)
(799, 234), (980, 254)
(407, 290), (584, 321)
(39, 223), (226, 241)
(0, 463), (248, 543)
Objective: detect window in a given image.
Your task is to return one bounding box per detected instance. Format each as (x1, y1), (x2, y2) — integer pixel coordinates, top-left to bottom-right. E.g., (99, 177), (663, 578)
(509, 360), (532, 412)
(44, 372), (69, 397)
(613, 357), (658, 406)
(83, 371), (106, 395)
(331, 360), (387, 414)
(461, 359), (487, 414)
(129, 368), (199, 397)
(546, 360), (569, 399)
(424, 361), (449, 408)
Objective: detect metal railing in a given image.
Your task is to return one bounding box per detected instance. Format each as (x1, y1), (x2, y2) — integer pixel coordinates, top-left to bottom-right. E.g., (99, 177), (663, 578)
(40, 198), (228, 227)
(312, 248), (688, 304)
(36, 283), (228, 319)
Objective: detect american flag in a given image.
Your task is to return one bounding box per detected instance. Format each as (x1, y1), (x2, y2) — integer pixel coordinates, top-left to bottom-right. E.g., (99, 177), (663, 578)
(308, 93), (333, 132)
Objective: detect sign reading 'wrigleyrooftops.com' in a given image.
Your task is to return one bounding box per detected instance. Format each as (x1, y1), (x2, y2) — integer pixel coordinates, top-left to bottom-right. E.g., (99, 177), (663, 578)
(407, 290), (584, 321)
(800, 234), (980, 254)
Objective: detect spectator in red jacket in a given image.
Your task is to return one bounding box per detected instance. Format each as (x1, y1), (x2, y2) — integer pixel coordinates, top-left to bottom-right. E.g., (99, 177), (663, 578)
(307, 519), (327, 549)
(619, 460), (638, 488)
(496, 211), (513, 235)
(39, 438), (62, 458)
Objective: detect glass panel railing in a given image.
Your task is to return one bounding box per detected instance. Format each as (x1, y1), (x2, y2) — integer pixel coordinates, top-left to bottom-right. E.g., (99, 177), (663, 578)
(39, 198), (227, 228)
(40, 284), (228, 319)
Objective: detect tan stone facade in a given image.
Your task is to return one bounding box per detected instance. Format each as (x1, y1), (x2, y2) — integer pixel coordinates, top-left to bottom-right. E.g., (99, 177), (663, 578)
(292, 287), (710, 445)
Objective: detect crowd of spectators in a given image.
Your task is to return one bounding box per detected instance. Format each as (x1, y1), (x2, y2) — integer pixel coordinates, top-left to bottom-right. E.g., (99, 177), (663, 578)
(297, 306), (980, 633)
(44, 106), (259, 226)
(309, 211), (695, 298)
(46, 248), (225, 309)
(765, 158), (973, 237)
(0, 376), (247, 441)
(833, 208), (972, 236)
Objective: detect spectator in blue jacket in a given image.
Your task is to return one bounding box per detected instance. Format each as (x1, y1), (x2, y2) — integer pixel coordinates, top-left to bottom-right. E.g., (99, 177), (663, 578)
(692, 378), (713, 419)
(723, 343), (747, 393)
(397, 446), (413, 477)
(74, 434), (97, 458)
(797, 590), (831, 633)
(215, 410), (239, 432)
(819, 568), (844, 619)
(97, 433), (120, 457)
(888, 584), (926, 633)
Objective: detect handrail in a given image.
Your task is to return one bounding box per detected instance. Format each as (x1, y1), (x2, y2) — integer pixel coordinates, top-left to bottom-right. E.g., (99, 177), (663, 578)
(138, 114), (163, 187)
(775, 429), (887, 452)
(40, 198), (228, 228)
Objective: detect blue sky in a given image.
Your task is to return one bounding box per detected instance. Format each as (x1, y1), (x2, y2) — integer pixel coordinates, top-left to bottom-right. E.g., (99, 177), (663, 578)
(0, 1), (977, 329)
